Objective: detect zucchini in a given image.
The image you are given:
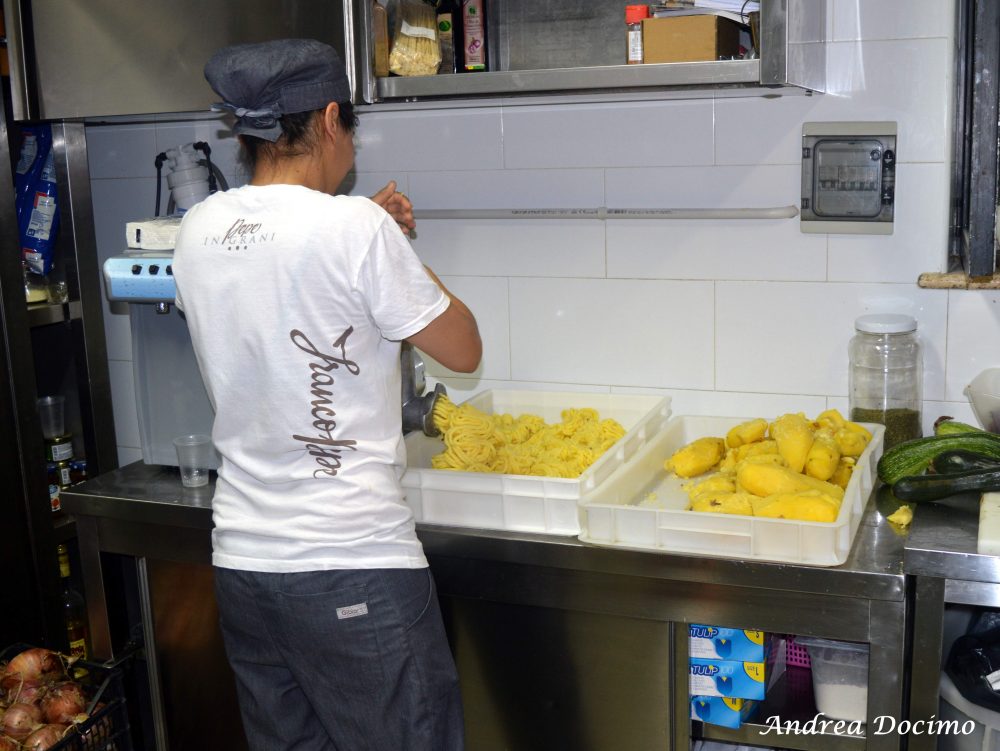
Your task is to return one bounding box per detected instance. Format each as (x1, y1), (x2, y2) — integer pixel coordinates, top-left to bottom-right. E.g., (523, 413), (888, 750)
(893, 467), (1000, 502)
(877, 432), (1000, 485)
(932, 449), (1000, 474)
(934, 418), (984, 436)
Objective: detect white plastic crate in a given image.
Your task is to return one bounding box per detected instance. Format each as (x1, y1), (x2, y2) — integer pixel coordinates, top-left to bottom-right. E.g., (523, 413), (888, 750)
(578, 415), (885, 566)
(402, 390), (672, 535)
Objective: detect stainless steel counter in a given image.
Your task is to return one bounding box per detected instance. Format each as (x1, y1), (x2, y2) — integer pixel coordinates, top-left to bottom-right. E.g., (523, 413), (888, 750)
(904, 493), (1000, 751)
(62, 461), (910, 751)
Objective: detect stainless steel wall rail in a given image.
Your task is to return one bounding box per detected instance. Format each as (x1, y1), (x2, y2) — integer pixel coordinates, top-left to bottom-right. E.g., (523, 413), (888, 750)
(413, 205), (800, 220)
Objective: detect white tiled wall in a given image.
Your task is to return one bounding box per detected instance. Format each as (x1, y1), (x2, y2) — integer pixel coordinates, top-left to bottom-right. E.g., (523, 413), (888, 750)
(87, 0), (982, 466)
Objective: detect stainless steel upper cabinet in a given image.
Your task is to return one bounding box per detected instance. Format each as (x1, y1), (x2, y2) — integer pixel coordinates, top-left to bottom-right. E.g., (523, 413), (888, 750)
(362, 0), (826, 104)
(4, 0), (351, 120)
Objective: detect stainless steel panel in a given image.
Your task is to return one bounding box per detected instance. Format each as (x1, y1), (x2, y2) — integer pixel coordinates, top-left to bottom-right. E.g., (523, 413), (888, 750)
(371, 0), (824, 102)
(2, 0), (37, 119)
(760, 0), (826, 92)
(131, 305), (215, 467)
(495, 0), (624, 71)
(377, 59), (762, 100)
(26, 0), (349, 120)
(442, 596), (671, 751)
(145, 559), (246, 751)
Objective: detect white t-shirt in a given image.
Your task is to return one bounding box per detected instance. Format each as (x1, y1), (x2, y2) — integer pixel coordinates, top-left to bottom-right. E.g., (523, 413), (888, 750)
(172, 184), (449, 573)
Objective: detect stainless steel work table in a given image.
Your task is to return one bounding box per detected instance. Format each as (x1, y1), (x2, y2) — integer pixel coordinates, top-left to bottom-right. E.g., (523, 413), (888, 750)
(904, 493), (1000, 751)
(63, 461), (908, 751)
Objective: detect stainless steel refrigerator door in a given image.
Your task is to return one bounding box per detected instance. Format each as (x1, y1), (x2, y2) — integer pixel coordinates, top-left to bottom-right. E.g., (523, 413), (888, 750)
(8, 0), (351, 120)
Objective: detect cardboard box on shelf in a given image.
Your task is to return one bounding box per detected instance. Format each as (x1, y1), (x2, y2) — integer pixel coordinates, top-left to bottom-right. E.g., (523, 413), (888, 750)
(689, 625), (769, 662)
(690, 695), (759, 729)
(641, 15), (742, 64)
(689, 657), (769, 700)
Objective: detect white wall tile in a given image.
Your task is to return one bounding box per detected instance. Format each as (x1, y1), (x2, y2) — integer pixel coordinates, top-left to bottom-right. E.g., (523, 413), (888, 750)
(86, 124), (157, 179)
(716, 282), (948, 398)
(108, 359), (140, 448)
(91, 178), (157, 259)
(422, 276), (510, 381)
(117, 446), (143, 467)
(606, 165), (798, 208)
(716, 38), (952, 166)
(608, 218), (827, 281)
(827, 164), (950, 281)
(428, 377), (612, 405)
(945, 291), (1000, 401)
(819, 39), (952, 163)
(715, 96), (817, 167)
(90, 177), (157, 362)
(409, 169), (605, 209)
(509, 278), (714, 388)
(354, 107), (504, 172)
(832, 0), (956, 42)
(502, 99), (714, 169)
(611, 385), (828, 418)
(339, 171), (410, 199)
(412, 220), (606, 278)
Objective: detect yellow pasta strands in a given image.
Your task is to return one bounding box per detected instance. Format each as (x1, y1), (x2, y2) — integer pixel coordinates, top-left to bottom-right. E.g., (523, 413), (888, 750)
(429, 395), (626, 478)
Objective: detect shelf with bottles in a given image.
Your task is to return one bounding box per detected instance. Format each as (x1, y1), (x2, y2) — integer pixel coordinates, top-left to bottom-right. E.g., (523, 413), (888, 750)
(363, 0), (811, 103)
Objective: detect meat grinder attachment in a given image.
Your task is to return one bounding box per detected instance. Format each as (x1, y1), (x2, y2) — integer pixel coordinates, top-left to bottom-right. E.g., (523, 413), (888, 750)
(401, 343), (446, 436)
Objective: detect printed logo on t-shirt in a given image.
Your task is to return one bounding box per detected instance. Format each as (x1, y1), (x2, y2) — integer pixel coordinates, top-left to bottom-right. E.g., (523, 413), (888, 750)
(290, 326), (360, 478)
(201, 217), (276, 250)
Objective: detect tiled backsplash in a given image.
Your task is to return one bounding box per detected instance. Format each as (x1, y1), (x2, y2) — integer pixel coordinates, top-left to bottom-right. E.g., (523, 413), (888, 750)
(86, 0), (980, 466)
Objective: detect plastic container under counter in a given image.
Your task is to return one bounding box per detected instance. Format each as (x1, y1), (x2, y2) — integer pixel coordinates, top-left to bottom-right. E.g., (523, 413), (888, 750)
(401, 390), (671, 535)
(577, 415), (885, 566)
(795, 636), (869, 723)
(939, 672), (1000, 751)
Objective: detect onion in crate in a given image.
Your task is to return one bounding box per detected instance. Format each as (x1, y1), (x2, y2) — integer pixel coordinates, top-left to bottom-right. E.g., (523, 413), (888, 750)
(22, 723), (68, 751)
(1, 648), (63, 691)
(2, 701), (43, 740)
(41, 681), (86, 724)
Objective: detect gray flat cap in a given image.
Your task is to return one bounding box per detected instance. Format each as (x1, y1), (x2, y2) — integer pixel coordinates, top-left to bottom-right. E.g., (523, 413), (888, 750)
(205, 38), (352, 142)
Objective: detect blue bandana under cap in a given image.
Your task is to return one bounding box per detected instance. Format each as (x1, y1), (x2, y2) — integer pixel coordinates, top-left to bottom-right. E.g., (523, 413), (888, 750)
(204, 39), (352, 142)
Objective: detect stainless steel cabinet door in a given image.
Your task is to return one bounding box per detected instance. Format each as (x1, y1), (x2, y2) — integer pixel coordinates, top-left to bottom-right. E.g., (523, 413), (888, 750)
(7, 0), (349, 120)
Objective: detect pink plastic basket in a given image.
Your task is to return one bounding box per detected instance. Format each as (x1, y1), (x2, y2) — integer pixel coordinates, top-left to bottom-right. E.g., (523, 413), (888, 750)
(785, 636), (812, 668)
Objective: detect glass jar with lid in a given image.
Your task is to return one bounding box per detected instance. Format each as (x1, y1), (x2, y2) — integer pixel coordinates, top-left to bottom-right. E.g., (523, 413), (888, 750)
(849, 313), (923, 449)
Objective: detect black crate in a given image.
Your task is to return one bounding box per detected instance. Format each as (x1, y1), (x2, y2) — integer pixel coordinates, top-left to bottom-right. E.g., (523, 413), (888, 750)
(1, 644), (133, 751)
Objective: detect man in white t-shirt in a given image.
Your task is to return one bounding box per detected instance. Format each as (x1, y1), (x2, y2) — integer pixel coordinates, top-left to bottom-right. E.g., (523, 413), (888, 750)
(172, 38), (481, 751)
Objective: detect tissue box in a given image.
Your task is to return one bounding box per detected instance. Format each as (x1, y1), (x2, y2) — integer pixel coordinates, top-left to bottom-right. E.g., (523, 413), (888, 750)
(689, 657), (769, 700)
(641, 15), (742, 64)
(689, 625), (768, 662)
(691, 695), (759, 729)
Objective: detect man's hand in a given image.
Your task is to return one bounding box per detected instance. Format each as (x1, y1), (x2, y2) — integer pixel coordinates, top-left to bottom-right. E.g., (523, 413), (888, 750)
(370, 180), (415, 234)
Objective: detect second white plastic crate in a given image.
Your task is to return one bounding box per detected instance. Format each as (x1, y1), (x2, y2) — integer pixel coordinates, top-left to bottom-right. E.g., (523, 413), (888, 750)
(578, 415), (885, 566)
(402, 390), (671, 535)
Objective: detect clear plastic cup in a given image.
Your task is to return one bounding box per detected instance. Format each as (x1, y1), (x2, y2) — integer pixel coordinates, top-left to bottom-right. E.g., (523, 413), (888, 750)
(172, 434), (214, 488)
(37, 395), (66, 439)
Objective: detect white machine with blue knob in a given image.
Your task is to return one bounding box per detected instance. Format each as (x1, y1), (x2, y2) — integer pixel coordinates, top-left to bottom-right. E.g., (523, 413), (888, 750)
(102, 216), (181, 307)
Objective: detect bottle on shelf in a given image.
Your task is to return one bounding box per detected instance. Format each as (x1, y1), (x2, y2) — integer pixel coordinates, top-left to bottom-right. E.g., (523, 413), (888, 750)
(461, 0), (487, 72)
(435, 0), (463, 74)
(372, 0), (390, 77)
(626, 5), (651, 65)
(57, 544), (89, 659)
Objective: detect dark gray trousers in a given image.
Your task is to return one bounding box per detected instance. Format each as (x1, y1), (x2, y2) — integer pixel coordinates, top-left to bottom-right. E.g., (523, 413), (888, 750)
(214, 566), (464, 751)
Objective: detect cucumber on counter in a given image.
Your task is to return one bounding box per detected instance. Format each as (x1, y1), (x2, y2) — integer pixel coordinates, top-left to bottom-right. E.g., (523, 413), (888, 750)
(932, 449), (1000, 474)
(877, 432), (1000, 486)
(892, 466), (1000, 502)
